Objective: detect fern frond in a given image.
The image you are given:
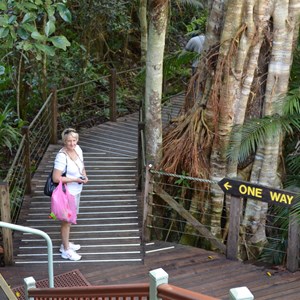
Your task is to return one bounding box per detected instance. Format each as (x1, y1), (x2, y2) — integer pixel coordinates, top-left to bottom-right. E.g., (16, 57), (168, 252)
(283, 88), (300, 115)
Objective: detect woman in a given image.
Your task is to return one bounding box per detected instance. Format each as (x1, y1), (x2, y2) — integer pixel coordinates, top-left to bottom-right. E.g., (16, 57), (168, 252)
(52, 128), (88, 261)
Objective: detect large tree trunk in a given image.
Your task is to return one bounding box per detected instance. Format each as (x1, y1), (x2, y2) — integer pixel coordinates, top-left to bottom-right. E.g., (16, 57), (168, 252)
(160, 0), (300, 258)
(145, 0), (168, 165)
(139, 0), (148, 63)
(241, 0), (300, 259)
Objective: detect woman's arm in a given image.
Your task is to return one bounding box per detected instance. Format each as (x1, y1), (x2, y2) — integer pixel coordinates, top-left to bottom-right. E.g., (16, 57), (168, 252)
(52, 168), (82, 184)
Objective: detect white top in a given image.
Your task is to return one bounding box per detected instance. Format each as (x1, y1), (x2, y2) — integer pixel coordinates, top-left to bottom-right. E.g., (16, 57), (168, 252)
(185, 34), (205, 68)
(54, 145), (84, 196)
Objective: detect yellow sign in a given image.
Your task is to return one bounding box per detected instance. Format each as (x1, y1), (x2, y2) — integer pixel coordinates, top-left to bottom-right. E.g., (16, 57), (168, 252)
(218, 178), (298, 207)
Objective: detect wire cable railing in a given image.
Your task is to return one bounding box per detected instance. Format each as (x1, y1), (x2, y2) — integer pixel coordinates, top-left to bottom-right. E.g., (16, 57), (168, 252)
(142, 168), (299, 271)
(1, 67), (142, 227)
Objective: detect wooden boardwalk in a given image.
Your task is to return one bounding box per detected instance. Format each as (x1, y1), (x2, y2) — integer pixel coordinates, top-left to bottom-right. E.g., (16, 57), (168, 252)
(2, 93), (300, 299)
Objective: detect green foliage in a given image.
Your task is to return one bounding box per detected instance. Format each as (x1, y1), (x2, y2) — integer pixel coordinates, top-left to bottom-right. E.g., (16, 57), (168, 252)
(175, 171), (191, 188)
(70, 0), (134, 56)
(185, 14), (207, 36)
(258, 205), (290, 265)
(227, 101), (300, 164)
(0, 104), (23, 153)
(0, 0), (72, 64)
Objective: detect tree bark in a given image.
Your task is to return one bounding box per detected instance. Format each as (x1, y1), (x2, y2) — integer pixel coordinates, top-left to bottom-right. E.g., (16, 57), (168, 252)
(160, 0), (300, 259)
(139, 0), (148, 63)
(145, 0), (168, 165)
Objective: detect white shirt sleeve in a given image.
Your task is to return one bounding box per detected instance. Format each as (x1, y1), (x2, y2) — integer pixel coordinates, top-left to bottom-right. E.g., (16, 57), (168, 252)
(54, 151), (67, 172)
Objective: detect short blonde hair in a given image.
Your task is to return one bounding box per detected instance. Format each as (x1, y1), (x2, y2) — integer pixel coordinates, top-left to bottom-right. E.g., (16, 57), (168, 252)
(62, 128), (79, 143)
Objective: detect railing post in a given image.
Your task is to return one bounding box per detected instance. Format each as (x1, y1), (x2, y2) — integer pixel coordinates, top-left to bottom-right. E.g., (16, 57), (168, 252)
(143, 164), (153, 242)
(22, 126), (31, 194)
(24, 277), (36, 300)
(50, 87), (58, 144)
(149, 268), (168, 300)
(109, 68), (117, 122)
(287, 212), (300, 272)
(227, 195), (242, 260)
(229, 286), (254, 300)
(0, 182), (13, 265)
(137, 121), (145, 190)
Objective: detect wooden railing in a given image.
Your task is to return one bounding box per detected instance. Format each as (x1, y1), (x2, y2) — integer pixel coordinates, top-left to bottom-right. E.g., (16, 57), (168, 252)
(157, 284), (220, 300)
(28, 284), (150, 300)
(26, 268), (221, 300)
(27, 284), (219, 300)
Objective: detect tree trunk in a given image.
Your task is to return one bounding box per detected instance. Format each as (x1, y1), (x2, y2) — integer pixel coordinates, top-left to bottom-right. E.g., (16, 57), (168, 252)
(139, 0), (148, 63)
(145, 0), (168, 165)
(160, 0), (300, 259)
(242, 0), (300, 259)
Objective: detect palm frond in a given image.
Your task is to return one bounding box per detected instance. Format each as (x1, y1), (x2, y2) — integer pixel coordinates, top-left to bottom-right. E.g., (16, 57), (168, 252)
(283, 88), (300, 115)
(286, 154), (300, 173)
(228, 109), (300, 165)
(228, 116), (283, 163)
(284, 175), (300, 188)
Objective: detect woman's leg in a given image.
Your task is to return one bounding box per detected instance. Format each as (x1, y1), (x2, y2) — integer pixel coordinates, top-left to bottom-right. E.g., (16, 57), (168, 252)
(61, 221), (71, 250)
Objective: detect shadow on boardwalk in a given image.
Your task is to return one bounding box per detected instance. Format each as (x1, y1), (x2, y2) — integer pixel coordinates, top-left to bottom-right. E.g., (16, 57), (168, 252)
(2, 94), (300, 299)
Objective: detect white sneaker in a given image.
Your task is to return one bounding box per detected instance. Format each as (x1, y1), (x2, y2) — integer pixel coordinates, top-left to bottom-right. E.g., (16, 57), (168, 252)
(61, 248), (81, 261)
(59, 242), (81, 253)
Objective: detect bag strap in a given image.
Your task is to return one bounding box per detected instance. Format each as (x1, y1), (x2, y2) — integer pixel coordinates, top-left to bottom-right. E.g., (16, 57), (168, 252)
(54, 150), (68, 174)
(58, 149), (68, 175)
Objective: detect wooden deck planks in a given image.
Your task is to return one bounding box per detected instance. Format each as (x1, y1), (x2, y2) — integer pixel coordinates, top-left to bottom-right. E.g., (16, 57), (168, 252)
(2, 93), (300, 299)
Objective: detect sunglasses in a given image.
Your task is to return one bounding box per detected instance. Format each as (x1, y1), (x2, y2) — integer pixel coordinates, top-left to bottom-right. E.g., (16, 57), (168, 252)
(64, 129), (77, 135)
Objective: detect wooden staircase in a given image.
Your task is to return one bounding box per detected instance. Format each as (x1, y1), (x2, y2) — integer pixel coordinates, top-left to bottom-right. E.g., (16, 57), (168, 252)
(14, 94), (184, 264)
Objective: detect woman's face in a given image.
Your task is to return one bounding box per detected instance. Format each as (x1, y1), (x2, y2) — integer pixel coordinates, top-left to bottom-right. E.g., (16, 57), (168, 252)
(64, 134), (78, 151)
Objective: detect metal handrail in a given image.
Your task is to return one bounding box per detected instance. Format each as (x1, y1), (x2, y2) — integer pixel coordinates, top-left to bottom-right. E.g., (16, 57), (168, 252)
(0, 221), (54, 287)
(4, 135), (26, 183)
(28, 93), (53, 130)
(56, 66), (141, 93)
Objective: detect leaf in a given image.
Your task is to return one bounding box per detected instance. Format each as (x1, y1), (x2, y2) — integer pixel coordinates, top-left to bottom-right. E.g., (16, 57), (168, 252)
(31, 31), (47, 41)
(9, 26), (16, 39)
(45, 20), (55, 37)
(49, 35), (70, 50)
(35, 43), (56, 56)
(57, 3), (72, 23)
(21, 23), (36, 33)
(0, 2), (7, 10)
(22, 12), (36, 24)
(0, 15), (9, 26)
(23, 2), (38, 10)
(21, 41), (33, 51)
(8, 15), (17, 25)
(17, 27), (30, 40)
(0, 28), (9, 39)
(35, 51), (42, 61)
(46, 6), (55, 17)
